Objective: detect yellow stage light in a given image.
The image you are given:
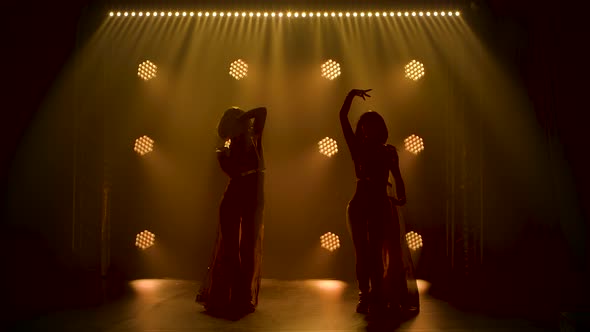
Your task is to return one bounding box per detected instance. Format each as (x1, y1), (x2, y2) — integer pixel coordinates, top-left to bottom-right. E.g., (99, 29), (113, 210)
(321, 59), (341, 80)
(404, 134), (425, 155)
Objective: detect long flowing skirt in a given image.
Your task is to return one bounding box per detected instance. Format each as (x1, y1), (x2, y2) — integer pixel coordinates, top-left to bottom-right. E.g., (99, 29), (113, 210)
(383, 203), (420, 316)
(196, 173), (264, 314)
(195, 223), (264, 310)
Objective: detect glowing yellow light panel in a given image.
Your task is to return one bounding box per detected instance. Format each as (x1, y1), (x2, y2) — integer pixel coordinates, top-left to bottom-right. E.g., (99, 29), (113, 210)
(318, 137), (338, 157)
(404, 60), (425, 81)
(321, 59), (341, 80)
(110, 10), (461, 19)
(404, 134), (424, 155)
(138, 60), (157, 81)
(320, 232), (341, 252)
(229, 59), (248, 80)
(135, 230), (156, 250)
(405, 231), (423, 251)
(134, 135), (154, 156)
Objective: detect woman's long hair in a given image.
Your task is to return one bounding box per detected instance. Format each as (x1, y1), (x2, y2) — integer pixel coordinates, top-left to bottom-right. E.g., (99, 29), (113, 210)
(355, 111), (388, 145)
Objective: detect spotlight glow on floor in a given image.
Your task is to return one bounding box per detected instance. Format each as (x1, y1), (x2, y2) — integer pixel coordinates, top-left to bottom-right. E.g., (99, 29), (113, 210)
(305, 279), (347, 295)
(320, 232), (341, 252)
(229, 59), (248, 80)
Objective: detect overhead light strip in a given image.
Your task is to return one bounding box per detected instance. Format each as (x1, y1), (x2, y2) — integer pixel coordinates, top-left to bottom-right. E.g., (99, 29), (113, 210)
(108, 10), (461, 18)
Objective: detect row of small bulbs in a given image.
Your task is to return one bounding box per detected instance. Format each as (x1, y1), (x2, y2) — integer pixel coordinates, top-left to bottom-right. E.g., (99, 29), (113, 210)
(109, 10), (461, 18)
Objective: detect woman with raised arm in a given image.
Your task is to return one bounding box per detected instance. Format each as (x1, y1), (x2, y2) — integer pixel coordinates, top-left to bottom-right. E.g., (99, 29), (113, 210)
(197, 106), (267, 318)
(339, 89), (413, 318)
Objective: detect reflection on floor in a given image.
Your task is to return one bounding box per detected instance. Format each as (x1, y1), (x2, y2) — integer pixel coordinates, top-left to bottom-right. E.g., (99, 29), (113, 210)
(11, 279), (557, 331)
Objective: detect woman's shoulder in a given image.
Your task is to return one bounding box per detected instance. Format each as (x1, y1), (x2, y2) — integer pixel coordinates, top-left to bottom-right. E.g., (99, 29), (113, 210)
(384, 144), (399, 159)
(384, 143), (398, 153)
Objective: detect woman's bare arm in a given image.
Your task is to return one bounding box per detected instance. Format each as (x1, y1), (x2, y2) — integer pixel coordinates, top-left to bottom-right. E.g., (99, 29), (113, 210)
(340, 89), (371, 159)
(240, 107), (267, 135)
(388, 145), (406, 205)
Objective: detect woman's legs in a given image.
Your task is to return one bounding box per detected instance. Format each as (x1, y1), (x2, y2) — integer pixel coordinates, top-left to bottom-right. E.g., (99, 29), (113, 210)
(235, 192), (263, 309)
(385, 214), (405, 310)
(225, 174), (263, 312)
(347, 201), (371, 312)
(364, 197), (393, 314)
(219, 187), (241, 306)
(367, 216), (386, 309)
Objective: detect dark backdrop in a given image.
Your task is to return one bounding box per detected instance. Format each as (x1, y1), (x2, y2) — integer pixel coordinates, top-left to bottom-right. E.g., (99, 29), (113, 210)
(2, 0), (587, 324)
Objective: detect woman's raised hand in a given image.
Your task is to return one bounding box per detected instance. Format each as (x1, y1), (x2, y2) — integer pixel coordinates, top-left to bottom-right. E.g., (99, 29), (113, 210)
(349, 89), (372, 100)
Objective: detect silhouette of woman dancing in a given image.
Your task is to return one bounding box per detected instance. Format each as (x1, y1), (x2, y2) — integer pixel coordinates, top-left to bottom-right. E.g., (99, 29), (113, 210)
(339, 89), (415, 317)
(197, 106), (267, 318)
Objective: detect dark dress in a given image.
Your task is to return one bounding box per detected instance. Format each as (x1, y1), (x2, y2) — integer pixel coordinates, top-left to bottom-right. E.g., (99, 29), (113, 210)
(340, 107), (419, 314)
(196, 124), (265, 315)
(386, 173), (420, 315)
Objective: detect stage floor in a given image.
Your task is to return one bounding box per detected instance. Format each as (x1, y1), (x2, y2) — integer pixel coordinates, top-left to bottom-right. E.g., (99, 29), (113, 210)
(10, 279), (556, 331)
